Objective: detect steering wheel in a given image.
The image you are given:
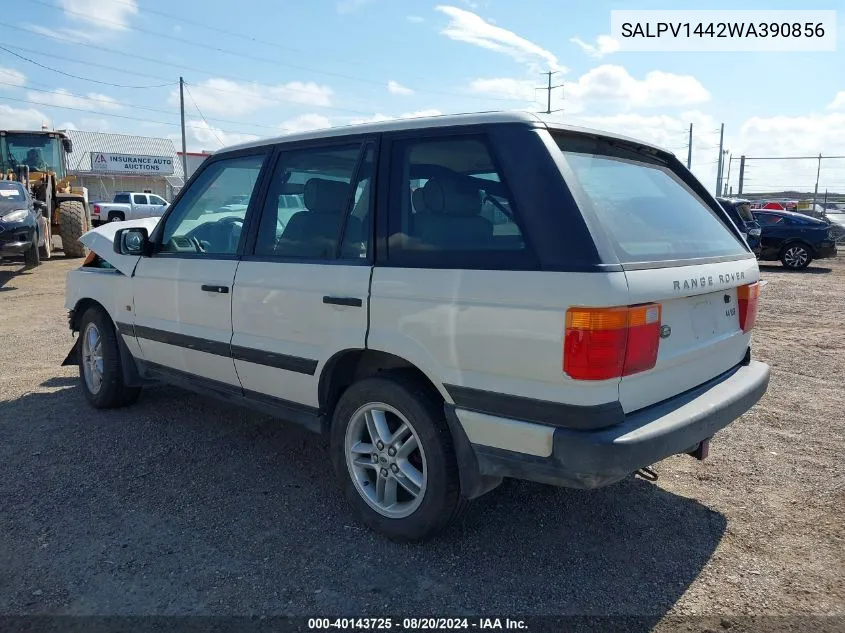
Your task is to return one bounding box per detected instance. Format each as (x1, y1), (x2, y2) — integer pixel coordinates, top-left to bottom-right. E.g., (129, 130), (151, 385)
(482, 193), (514, 221)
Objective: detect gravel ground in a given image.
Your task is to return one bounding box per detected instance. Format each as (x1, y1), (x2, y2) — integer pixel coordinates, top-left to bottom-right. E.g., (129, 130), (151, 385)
(0, 250), (842, 630)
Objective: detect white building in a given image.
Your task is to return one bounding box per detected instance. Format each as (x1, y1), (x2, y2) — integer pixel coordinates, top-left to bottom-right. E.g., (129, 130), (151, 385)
(63, 130), (186, 203)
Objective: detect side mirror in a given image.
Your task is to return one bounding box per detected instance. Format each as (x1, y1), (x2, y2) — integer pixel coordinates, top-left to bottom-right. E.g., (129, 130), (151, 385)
(33, 200), (48, 216)
(114, 227), (149, 256)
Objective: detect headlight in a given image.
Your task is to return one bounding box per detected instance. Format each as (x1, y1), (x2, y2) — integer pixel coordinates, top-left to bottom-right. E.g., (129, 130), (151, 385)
(748, 228), (761, 237)
(0, 209), (29, 223)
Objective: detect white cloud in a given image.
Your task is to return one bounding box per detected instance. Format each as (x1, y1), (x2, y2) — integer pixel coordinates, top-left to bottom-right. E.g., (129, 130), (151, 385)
(279, 114), (332, 134)
(173, 78), (333, 117)
(0, 104), (52, 129)
(0, 67), (26, 88)
(388, 80), (414, 96)
(407, 15), (425, 23)
(570, 35), (620, 59)
(58, 0), (138, 30)
(26, 88), (122, 112)
(435, 5), (563, 71)
(565, 65), (710, 111)
(184, 120), (260, 151)
(350, 109), (443, 125)
(827, 91), (845, 111)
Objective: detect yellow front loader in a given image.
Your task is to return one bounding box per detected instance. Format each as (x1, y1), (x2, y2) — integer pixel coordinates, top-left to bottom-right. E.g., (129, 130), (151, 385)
(0, 129), (90, 258)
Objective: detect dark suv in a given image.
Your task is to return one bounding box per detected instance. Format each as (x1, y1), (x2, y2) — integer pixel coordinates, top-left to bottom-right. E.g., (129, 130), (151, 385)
(717, 197), (762, 256)
(753, 210), (837, 270)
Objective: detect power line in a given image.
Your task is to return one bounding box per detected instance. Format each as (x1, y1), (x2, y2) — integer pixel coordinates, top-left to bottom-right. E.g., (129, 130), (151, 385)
(0, 80), (289, 131)
(0, 44), (174, 89)
(23, 0), (526, 104)
(184, 82), (224, 146)
(0, 40), (381, 115)
(0, 94), (264, 137)
(33, 0), (515, 102)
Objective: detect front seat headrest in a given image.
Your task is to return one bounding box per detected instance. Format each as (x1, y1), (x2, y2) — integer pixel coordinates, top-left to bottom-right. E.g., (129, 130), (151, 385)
(422, 177), (480, 217)
(303, 178), (350, 214)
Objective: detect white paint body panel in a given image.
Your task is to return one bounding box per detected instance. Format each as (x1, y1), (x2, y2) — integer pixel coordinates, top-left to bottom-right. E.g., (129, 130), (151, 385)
(455, 409), (554, 457)
(619, 258), (759, 412)
(78, 217), (160, 277)
(132, 257), (240, 385)
(232, 262), (371, 407)
(368, 268), (630, 407)
(65, 267), (141, 358)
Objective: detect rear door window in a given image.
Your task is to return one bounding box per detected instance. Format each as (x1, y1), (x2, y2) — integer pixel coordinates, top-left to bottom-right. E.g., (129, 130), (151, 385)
(114, 193), (130, 203)
(386, 135), (532, 269)
(132, 194), (148, 205)
(553, 134), (747, 264)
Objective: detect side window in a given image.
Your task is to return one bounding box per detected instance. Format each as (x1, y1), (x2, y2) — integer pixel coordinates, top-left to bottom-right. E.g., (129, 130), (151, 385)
(132, 194), (148, 205)
(114, 193), (130, 203)
(159, 153), (267, 256)
(254, 143), (370, 260)
(387, 135), (526, 268)
(150, 195), (167, 206)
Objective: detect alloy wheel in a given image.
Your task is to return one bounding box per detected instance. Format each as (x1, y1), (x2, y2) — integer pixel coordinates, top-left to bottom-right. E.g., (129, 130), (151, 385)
(81, 322), (104, 395)
(344, 403), (427, 519)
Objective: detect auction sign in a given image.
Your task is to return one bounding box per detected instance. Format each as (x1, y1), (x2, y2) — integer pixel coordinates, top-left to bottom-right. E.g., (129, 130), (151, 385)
(90, 152), (175, 175)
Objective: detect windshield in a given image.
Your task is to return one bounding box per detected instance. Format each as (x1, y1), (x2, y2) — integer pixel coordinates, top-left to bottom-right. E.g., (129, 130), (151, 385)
(553, 134), (748, 264)
(1, 134), (65, 177)
(0, 181), (27, 202)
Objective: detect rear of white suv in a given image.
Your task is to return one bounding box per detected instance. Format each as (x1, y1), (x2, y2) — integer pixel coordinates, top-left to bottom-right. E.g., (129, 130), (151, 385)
(64, 113), (769, 541)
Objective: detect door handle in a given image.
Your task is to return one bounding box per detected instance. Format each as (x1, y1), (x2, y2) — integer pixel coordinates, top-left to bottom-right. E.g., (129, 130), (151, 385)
(323, 296), (362, 307)
(201, 284), (229, 294)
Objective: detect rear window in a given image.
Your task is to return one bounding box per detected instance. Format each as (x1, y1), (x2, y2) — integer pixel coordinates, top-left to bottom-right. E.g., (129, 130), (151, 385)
(553, 135), (747, 264)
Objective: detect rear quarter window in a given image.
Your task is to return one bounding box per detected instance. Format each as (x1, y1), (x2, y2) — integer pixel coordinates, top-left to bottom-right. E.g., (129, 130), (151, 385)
(553, 135), (748, 264)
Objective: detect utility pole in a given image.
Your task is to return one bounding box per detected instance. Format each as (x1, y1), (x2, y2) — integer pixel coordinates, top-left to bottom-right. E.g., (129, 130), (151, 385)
(538, 71), (564, 115)
(715, 123), (725, 196)
(179, 76), (188, 185)
(812, 153), (822, 210)
(724, 153), (732, 195)
(687, 123), (693, 169)
(738, 155), (746, 194)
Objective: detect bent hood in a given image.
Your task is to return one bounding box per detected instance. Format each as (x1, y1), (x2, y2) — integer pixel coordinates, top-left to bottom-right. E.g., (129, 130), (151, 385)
(79, 217), (161, 276)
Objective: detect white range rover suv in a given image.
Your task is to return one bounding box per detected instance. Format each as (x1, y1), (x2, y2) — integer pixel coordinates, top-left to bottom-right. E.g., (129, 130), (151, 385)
(63, 112), (770, 540)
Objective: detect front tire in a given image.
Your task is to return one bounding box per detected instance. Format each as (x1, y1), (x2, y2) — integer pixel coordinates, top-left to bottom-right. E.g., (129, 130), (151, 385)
(77, 307), (141, 409)
(24, 235), (41, 268)
(38, 219), (52, 260)
(781, 244), (812, 270)
(59, 201), (89, 258)
(330, 375), (465, 541)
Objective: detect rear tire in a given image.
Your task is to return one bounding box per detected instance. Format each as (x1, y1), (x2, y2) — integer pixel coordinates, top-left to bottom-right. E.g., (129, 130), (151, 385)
(330, 375), (466, 541)
(780, 243), (812, 270)
(108, 211), (125, 223)
(58, 201), (89, 258)
(77, 306), (141, 409)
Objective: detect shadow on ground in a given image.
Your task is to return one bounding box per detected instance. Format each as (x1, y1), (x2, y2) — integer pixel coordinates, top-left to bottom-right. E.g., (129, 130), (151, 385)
(759, 264), (832, 274)
(0, 383), (727, 626)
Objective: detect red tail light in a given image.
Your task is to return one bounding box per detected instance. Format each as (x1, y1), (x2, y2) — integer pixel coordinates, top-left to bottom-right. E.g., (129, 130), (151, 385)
(564, 304), (662, 381)
(737, 282), (760, 333)
(93, 204), (101, 215)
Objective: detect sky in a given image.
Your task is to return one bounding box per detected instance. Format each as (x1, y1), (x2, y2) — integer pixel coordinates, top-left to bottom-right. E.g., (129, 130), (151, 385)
(1, 0), (844, 194)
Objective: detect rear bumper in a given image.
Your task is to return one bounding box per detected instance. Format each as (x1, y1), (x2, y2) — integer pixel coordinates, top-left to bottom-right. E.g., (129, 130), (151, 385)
(454, 359), (770, 491)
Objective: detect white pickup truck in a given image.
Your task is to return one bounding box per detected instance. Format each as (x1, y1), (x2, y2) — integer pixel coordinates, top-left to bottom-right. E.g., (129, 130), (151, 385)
(91, 192), (169, 225)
